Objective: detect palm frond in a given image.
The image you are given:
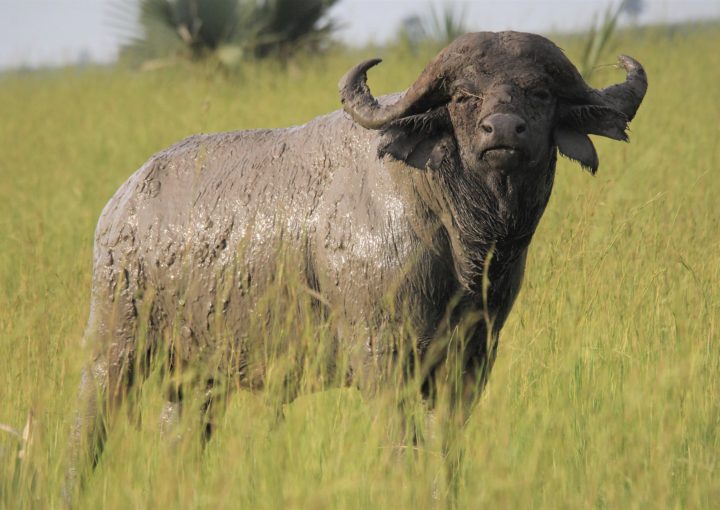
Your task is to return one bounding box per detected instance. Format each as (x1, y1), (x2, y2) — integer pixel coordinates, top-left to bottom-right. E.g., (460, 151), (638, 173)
(111, 0), (340, 67)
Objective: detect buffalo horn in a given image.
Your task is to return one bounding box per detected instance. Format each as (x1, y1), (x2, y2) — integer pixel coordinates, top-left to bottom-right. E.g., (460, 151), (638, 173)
(594, 55), (648, 122)
(338, 58), (444, 130)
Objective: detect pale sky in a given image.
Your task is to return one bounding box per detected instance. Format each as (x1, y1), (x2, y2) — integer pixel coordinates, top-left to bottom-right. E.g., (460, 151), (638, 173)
(1, 0), (719, 69)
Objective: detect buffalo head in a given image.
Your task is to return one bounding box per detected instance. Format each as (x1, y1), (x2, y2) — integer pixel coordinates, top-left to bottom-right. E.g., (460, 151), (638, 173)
(339, 31), (647, 176)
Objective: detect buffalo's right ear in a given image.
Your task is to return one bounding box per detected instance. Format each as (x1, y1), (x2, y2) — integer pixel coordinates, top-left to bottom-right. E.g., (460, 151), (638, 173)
(554, 127), (599, 174)
(378, 107), (452, 171)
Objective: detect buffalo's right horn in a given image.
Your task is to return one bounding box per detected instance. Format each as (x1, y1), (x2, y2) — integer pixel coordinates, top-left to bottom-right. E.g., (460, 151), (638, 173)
(338, 58), (445, 130)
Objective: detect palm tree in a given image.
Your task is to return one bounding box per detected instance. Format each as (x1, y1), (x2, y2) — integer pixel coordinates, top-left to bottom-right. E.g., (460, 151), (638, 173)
(113, 0), (340, 65)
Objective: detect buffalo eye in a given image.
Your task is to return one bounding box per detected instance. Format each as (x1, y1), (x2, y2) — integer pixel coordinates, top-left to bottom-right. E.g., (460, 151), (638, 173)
(530, 88), (551, 102)
(454, 88), (482, 104)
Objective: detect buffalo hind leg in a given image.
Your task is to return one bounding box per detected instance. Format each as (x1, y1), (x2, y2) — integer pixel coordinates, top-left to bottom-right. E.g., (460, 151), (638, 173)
(159, 398), (182, 442)
(160, 376), (227, 447)
(63, 344), (135, 506)
(63, 355), (107, 506)
(63, 290), (138, 506)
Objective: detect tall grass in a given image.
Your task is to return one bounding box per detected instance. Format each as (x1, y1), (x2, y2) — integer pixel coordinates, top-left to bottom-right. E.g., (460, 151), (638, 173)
(1, 25), (719, 508)
(579, 0), (628, 78)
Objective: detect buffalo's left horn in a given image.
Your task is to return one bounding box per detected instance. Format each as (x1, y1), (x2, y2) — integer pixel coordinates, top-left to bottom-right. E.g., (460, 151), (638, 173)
(595, 55), (648, 122)
(338, 58), (444, 130)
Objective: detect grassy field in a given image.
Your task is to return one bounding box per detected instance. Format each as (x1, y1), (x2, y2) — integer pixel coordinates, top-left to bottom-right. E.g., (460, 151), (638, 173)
(1, 25), (719, 509)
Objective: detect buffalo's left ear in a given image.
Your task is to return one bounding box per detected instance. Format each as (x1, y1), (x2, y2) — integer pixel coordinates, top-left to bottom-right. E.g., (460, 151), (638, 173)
(378, 107), (452, 171)
(555, 103), (630, 174)
(554, 127), (599, 174)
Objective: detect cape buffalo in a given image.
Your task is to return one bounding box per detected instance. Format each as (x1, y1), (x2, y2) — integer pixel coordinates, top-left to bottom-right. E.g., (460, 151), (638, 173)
(66, 31), (646, 493)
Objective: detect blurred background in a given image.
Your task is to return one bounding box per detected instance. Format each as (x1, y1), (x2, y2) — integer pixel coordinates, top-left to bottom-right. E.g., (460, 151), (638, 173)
(2, 0), (719, 70)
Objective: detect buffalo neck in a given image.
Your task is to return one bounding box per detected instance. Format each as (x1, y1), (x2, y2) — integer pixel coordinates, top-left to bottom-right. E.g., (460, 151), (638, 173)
(428, 150), (557, 298)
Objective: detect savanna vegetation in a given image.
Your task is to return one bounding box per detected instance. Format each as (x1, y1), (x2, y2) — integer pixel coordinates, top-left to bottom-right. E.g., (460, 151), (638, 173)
(1, 21), (719, 509)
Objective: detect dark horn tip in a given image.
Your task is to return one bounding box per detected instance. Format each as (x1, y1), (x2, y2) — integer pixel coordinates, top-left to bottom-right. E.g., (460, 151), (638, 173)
(338, 58), (383, 93)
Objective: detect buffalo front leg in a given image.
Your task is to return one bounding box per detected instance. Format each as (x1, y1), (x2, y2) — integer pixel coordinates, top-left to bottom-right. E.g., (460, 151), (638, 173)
(437, 326), (499, 506)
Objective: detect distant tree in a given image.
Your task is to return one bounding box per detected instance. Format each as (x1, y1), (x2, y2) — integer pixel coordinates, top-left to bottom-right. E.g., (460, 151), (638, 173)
(621, 0), (644, 20)
(424, 1), (468, 45)
(113, 0), (340, 67)
(253, 0), (339, 58)
(400, 15), (426, 46)
(397, 2), (468, 52)
(398, 15), (426, 54)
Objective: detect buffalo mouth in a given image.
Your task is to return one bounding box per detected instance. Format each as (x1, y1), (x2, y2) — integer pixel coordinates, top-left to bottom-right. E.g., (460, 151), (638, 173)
(481, 146), (525, 168)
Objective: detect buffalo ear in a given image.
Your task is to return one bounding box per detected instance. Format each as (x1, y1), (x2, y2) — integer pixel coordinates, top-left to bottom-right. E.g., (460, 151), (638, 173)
(554, 127), (599, 174)
(378, 107), (452, 171)
(554, 103), (631, 174)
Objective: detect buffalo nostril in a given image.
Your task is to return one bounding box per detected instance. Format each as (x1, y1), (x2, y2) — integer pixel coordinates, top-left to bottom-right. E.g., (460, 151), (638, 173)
(481, 114), (527, 138)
